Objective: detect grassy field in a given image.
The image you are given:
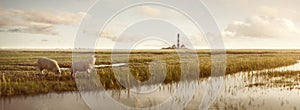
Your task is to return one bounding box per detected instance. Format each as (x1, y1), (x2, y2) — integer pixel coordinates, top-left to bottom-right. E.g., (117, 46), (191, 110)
(0, 49), (300, 96)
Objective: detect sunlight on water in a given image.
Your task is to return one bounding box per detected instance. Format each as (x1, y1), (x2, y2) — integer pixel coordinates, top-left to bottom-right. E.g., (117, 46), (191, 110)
(60, 63), (127, 70)
(93, 63), (127, 68)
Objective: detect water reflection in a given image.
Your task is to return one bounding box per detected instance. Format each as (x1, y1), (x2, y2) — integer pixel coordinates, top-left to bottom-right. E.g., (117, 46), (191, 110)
(2, 61), (300, 110)
(209, 60), (300, 109)
(1, 92), (89, 110)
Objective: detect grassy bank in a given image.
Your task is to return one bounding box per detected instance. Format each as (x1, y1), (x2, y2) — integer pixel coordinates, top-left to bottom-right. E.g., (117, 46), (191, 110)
(0, 49), (300, 96)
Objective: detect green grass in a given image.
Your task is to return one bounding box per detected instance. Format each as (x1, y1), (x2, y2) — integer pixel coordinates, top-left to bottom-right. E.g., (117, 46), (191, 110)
(0, 49), (300, 96)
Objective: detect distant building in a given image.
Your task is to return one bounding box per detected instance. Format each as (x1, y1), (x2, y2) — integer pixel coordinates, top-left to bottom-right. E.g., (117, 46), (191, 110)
(180, 44), (186, 48)
(162, 33), (187, 49)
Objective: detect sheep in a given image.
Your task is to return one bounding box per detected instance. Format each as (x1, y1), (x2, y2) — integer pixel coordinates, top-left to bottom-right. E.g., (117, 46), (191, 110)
(71, 55), (96, 77)
(37, 57), (61, 75)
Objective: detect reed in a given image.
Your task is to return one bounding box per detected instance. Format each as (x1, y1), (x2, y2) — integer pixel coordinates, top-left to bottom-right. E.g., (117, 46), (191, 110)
(0, 49), (299, 96)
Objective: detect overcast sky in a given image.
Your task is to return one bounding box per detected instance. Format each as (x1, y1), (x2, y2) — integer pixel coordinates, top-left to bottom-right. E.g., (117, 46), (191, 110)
(0, 0), (299, 49)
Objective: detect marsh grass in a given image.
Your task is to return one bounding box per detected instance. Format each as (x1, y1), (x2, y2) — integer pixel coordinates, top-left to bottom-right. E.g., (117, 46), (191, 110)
(246, 71), (300, 89)
(0, 49), (299, 96)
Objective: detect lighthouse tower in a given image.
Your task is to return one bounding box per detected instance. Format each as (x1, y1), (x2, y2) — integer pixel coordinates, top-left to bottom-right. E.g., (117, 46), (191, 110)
(177, 33), (180, 48)
(161, 33), (187, 49)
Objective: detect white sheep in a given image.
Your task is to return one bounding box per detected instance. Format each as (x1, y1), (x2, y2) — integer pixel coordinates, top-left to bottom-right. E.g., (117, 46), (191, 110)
(37, 57), (61, 75)
(71, 55), (96, 77)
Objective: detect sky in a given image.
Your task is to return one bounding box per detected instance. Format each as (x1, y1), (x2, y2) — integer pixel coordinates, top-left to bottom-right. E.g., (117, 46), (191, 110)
(0, 0), (299, 49)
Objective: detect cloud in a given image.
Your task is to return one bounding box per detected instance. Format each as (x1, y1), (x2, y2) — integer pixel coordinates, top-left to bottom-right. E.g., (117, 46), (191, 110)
(282, 9), (300, 23)
(136, 5), (185, 20)
(139, 6), (161, 17)
(100, 30), (116, 40)
(259, 6), (279, 17)
(0, 23), (57, 35)
(257, 6), (300, 23)
(19, 10), (85, 25)
(41, 39), (48, 42)
(0, 8), (85, 35)
(100, 30), (143, 42)
(0, 17), (15, 27)
(224, 15), (300, 38)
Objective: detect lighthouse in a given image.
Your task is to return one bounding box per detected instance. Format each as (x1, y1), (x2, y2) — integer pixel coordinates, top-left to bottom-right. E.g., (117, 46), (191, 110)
(161, 33), (186, 49)
(177, 33), (180, 48)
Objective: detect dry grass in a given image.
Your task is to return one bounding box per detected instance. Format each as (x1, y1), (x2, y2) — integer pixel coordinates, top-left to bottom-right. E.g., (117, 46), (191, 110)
(0, 49), (300, 96)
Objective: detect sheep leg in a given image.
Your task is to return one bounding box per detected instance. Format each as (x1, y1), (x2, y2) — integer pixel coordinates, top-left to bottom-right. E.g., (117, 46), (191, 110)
(37, 65), (43, 75)
(87, 69), (91, 74)
(45, 70), (49, 76)
(38, 69), (43, 75)
(87, 69), (91, 77)
(71, 69), (77, 78)
(40, 70), (44, 75)
(71, 69), (73, 77)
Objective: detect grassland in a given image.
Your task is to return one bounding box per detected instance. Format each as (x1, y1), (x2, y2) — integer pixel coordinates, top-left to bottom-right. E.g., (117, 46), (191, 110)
(0, 49), (300, 96)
